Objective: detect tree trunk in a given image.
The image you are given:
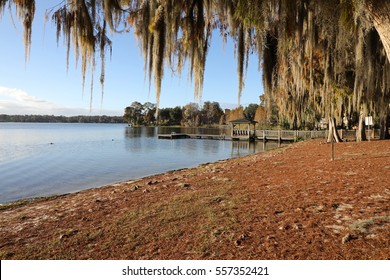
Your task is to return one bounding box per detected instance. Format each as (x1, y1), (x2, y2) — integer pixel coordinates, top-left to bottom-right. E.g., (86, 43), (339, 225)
(379, 113), (390, 139)
(365, 0), (390, 63)
(356, 112), (367, 142)
(327, 117), (342, 143)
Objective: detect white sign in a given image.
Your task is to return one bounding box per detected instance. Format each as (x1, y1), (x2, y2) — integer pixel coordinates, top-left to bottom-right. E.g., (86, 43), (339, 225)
(365, 116), (373, 126)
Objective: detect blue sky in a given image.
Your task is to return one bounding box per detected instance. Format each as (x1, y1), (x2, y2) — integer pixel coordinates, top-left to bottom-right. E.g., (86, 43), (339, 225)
(0, 2), (264, 116)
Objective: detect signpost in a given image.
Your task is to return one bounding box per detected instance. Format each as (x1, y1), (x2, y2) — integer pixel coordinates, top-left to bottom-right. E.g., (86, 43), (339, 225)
(365, 116), (373, 141)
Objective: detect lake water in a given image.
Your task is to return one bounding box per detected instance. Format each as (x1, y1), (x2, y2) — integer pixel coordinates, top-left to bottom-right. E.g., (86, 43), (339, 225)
(0, 123), (280, 203)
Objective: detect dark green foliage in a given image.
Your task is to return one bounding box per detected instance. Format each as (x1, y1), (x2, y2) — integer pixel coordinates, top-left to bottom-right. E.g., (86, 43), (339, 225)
(244, 103), (258, 121)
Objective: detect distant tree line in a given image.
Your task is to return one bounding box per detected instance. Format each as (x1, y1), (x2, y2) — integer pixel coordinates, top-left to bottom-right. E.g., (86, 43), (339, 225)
(0, 114), (125, 123)
(124, 101), (261, 127)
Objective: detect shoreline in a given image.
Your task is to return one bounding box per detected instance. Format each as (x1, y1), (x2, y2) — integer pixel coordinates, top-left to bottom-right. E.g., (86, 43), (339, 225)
(0, 140), (283, 206)
(0, 140), (287, 208)
(0, 161), (229, 209)
(0, 139), (389, 259)
(0, 155), (244, 207)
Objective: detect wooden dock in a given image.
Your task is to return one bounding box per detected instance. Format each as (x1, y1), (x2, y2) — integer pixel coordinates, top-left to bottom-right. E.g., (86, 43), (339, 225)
(158, 133), (229, 140)
(158, 130), (327, 142)
(157, 129), (385, 142)
(256, 130), (296, 142)
(157, 133), (189, 139)
(255, 130), (327, 142)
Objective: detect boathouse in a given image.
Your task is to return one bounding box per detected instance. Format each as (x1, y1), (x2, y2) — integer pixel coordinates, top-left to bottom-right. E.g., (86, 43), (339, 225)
(230, 118), (257, 141)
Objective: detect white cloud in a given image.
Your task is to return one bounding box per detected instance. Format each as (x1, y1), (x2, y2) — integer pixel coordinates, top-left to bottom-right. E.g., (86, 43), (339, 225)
(0, 86), (57, 112)
(0, 86), (122, 116)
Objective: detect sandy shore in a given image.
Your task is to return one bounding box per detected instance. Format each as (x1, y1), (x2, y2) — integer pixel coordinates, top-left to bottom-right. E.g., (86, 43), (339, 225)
(0, 139), (389, 259)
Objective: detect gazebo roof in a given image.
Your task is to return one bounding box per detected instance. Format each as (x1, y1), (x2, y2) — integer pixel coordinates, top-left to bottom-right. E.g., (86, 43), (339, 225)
(230, 118), (257, 124)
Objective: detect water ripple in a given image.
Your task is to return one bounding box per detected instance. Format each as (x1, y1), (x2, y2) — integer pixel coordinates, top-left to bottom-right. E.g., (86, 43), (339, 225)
(0, 123), (274, 203)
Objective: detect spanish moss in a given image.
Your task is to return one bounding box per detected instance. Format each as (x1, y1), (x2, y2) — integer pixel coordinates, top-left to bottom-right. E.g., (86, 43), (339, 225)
(2, 0), (389, 137)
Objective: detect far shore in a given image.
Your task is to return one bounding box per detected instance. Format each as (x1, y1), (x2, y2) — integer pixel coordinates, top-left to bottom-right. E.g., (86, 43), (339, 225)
(0, 139), (389, 260)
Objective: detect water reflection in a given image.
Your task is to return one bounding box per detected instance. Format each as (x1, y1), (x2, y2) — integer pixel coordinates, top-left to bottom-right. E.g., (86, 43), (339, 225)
(125, 126), (157, 138)
(202, 140), (223, 155)
(157, 126), (230, 136)
(124, 126), (283, 159)
(230, 141), (283, 158)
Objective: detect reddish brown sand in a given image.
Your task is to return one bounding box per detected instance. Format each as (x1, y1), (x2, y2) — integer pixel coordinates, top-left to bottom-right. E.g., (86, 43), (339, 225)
(0, 139), (389, 260)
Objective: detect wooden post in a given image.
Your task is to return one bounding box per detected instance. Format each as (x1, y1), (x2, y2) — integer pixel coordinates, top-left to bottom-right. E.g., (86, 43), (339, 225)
(368, 125), (371, 142)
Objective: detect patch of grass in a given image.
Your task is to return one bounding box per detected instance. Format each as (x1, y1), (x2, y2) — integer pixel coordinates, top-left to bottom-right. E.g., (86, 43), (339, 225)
(107, 182), (241, 257)
(0, 251), (15, 259)
(350, 216), (390, 234)
(0, 195), (66, 211)
(0, 200), (30, 211)
(211, 195), (226, 203)
(342, 152), (364, 156)
(85, 229), (104, 242)
(2, 175), (250, 259)
(272, 161), (287, 165)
